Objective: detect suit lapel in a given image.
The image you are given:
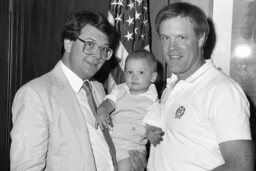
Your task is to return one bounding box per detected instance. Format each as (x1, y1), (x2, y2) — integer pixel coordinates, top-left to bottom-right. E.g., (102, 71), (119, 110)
(52, 61), (96, 170)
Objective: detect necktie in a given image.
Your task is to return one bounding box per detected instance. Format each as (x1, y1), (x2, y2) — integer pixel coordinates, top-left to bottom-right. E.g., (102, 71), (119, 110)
(83, 81), (118, 171)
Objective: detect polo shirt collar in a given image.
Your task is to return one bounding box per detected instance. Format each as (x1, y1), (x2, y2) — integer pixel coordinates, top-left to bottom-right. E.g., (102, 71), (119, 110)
(186, 59), (214, 83)
(166, 59), (214, 86)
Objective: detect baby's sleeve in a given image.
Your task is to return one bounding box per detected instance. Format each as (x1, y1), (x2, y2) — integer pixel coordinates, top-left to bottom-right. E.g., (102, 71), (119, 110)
(143, 102), (162, 128)
(105, 85), (119, 104)
(105, 83), (128, 104)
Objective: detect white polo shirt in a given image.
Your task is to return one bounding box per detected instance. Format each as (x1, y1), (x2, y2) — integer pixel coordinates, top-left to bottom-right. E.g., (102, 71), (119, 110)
(60, 61), (113, 171)
(147, 60), (251, 171)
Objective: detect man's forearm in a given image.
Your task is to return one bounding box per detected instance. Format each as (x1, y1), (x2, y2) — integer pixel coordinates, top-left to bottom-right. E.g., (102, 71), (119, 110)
(211, 140), (255, 171)
(211, 162), (254, 171)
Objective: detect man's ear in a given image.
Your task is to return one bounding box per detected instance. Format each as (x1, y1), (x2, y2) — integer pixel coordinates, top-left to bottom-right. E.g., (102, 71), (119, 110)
(198, 33), (206, 48)
(64, 39), (73, 53)
(151, 72), (158, 83)
(108, 49), (113, 60)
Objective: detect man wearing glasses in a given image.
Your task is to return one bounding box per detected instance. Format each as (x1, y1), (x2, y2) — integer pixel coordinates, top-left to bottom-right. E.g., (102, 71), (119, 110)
(10, 10), (146, 171)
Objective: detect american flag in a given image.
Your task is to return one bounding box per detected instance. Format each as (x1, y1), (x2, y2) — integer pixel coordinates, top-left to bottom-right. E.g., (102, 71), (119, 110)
(107, 0), (151, 92)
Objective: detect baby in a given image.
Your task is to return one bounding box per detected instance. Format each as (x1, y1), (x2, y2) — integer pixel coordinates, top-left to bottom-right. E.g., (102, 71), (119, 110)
(96, 49), (159, 171)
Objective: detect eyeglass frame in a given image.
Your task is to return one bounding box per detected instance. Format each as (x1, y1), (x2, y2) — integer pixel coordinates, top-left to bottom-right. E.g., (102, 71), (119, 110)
(76, 38), (113, 61)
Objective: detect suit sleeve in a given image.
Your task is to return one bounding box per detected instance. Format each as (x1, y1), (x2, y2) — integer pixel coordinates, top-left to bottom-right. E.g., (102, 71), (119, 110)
(10, 86), (49, 171)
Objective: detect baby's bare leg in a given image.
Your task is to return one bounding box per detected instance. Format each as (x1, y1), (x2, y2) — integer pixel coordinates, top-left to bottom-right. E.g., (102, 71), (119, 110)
(118, 158), (132, 171)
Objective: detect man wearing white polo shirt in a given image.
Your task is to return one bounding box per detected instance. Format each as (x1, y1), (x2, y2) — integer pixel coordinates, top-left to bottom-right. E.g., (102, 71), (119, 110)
(144, 2), (255, 171)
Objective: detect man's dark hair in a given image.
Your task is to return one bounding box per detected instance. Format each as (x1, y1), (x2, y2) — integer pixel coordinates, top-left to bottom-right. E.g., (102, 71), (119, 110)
(62, 10), (116, 47)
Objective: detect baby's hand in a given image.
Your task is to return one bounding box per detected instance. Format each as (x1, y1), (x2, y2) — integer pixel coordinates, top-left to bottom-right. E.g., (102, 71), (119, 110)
(146, 124), (164, 146)
(95, 111), (112, 130)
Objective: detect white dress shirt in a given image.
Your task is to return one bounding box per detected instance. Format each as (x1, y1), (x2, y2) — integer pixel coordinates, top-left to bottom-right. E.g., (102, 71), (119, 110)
(60, 61), (113, 171)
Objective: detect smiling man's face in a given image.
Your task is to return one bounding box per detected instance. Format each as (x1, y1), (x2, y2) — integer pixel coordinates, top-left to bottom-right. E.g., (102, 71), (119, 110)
(159, 16), (205, 80)
(63, 24), (109, 80)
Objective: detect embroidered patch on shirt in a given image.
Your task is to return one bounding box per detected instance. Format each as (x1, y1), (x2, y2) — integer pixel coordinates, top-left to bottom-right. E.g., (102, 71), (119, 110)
(175, 106), (185, 119)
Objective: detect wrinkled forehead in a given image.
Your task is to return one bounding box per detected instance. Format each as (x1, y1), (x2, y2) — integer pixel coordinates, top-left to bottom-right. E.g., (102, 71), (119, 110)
(160, 16), (197, 33)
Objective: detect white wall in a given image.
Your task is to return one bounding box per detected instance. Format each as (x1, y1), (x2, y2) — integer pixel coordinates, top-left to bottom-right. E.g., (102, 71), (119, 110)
(212, 0), (233, 75)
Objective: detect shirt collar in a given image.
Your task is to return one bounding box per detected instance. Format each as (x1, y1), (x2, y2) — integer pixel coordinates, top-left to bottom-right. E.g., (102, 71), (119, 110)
(186, 59), (214, 82)
(145, 84), (158, 101)
(60, 60), (84, 93)
(124, 83), (158, 101)
(166, 59), (214, 86)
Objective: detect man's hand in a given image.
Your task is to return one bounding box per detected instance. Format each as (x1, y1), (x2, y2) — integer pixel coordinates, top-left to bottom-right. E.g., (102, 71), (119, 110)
(129, 150), (147, 171)
(146, 124), (164, 147)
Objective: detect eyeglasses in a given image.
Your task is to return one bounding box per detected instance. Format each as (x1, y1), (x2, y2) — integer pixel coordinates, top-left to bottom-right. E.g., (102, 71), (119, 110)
(77, 38), (113, 61)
